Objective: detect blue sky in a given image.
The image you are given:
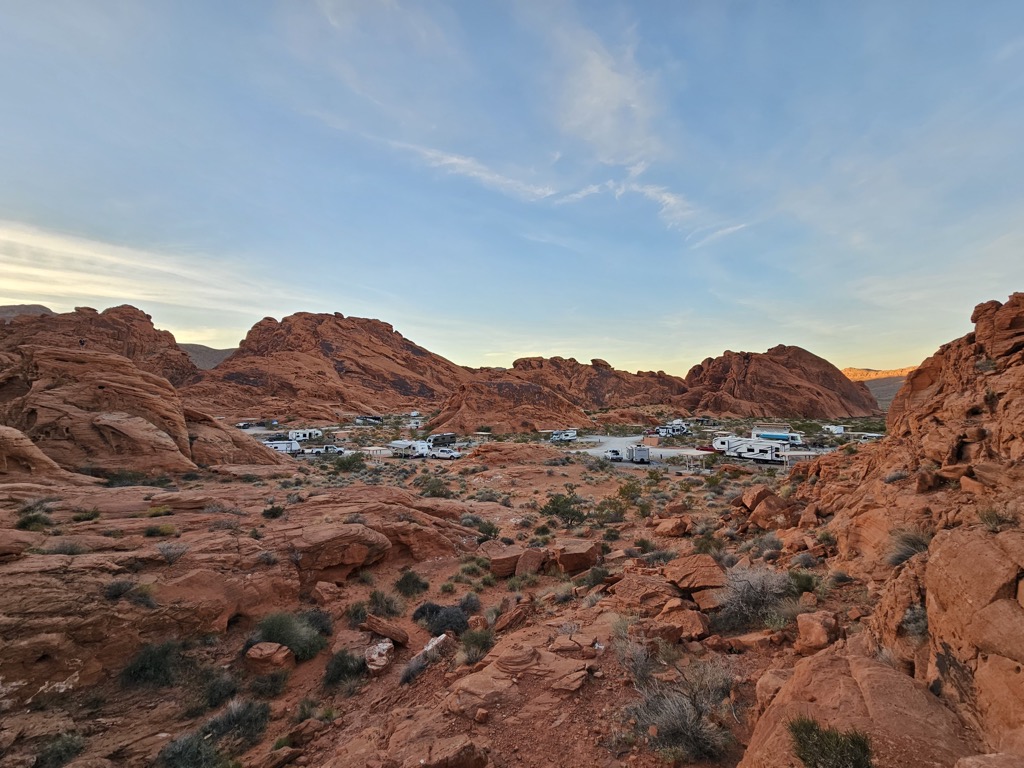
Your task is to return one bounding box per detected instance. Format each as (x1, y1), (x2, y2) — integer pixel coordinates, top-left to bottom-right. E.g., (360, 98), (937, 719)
(2, 1), (1023, 374)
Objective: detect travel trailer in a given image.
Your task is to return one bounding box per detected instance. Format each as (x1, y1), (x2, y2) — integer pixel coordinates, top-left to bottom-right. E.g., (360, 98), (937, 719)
(263, 440), (301, 454)
(750, 423), (802, 444)
(550, 429), (578, 442)
(388, 440), (429, 458)
(626, 445), (651, 463)
(288, 429), (323, 442)
(425, 432), (457, 448)
(712, 436), (787, 464)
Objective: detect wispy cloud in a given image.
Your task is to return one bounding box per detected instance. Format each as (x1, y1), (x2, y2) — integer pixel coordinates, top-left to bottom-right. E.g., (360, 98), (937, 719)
(688, 223), (750, 249)
(555, 182), (610, 205)
(390, 141), (557, 201)
(624, 183), (694, 229)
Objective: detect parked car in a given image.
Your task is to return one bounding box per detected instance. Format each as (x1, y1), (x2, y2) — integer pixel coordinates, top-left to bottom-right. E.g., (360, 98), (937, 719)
(429, 447), (462, 460)
(603, 449), (623, 462)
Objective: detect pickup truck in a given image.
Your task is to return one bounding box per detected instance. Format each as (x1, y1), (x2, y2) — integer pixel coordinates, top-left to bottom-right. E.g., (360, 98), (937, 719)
(429, 447), (462, 460)
(603, 449), (623, 462)
(302, 445), (342, 455)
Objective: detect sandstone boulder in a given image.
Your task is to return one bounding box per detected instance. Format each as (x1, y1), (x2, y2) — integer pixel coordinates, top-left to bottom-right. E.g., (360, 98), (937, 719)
(553, 539), (600, 574)
(245, 642), (296, 675)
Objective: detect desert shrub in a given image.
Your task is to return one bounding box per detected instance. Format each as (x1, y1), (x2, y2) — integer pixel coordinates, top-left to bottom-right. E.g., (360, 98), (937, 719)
(978, 507), (1018, 533)
(885, 530), (931, 567)
(828, 570), (854, 586)
(71, 508), (100, 522)
(204, 673), (238, 709)
(634, 537), (655, 553)
(104, 470), (171, 488)
(427, 605), (469, 636)
(791, 552), (818, 569)
(459, 592), (481, 614)
(615, 638), (655, 689)
(144, 524), (177, 537)
(788, 716), (873, 768)
(19, 498), (56, 516)
(15, 512), (53, 531)
(693, 532), (724, 556)
(461, 629), (494, 664)
(440, 581), (455, 594)
(714, 567), (791, 631)
(626, 670), (732, 762)
(578, 566), (609, 588)
(156, 731), (220, 768)
(323, 650), (367, 687)
(603, 528), (621, 541)
(883, 470), (909, 484)
(121, 641), (180, 687)
(592, 497), (628, 525)
(257, 550), (278, 565)
(344, 601), (368, 628)
(42, 540), (88, 555)
(35, 732), (85, 768)
(368, 590), (403, 618)
(202, 698), (270, 747)
(400, 652), (437, 685)
(640, 549), (677, 566)
(617, 478), (643, 503)
(295, 698), (319, 722)
(816, 529), (837, 546)
(299, 608), (333, 636)
(249, 670), (289, 698)
(788, 569), (820, 595)
(334, 452), (366, 472)
(104, 580), (137, 601)
(480, 573), (497, 587)
(414, 474), (453, 498)
(746, 532), (783, 557)
(157, 542), (189, 564)
(541, 490), (587, 526)
(900, 604), (929, 638)
(261, 505), (285, 519)
(252, 613), (326, 661)
(460, 562), (483, 577)
(394, 570), (430, 597)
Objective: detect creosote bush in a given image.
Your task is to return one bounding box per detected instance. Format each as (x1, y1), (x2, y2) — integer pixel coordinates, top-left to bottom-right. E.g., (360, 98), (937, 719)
(394, 570), (430, 597)
(788, 716), (873, 768)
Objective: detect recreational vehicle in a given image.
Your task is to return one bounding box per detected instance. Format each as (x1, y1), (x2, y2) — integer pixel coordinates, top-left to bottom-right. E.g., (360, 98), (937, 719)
(425, 432), (457, 448)
(388, 440), (430, 458)
(288, 429), (323, 442)
(550, 430), (578, 442)
(626, 445), (651, 463)
(263, 440), (301, 454)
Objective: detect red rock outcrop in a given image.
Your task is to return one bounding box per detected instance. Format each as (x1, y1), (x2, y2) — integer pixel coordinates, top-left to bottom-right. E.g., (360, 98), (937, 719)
(0, 346), (286, 473)
(682, 345), (879, 418)
(739, 641), (974, 768)
(183, 311), (474, 418)
(430, 377), (592, 434)
(0, 305), (198, 386)
(0, 426), (98, 484)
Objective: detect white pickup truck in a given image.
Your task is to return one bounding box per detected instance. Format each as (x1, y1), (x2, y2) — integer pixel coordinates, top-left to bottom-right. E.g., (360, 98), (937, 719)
(429, 447), (462, 460)
(301, 445), (343, 455)
(603, 449), (623, 462)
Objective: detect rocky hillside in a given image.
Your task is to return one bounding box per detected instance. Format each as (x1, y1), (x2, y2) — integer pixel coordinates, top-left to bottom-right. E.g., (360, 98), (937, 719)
(0, 305), (199, 387)
(841, 365), (917, 381)
(682, 344), (880, 418)
(182, 312), (475, 419)
(0, 303), (55, 322)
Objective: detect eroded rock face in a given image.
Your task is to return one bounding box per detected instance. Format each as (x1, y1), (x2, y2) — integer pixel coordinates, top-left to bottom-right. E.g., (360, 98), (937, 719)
(183, 311), (474, 419)
(0, 426), (97, 484)
(681, 345), (879, 418)
(431, 377), (592, 435)
(0, 347), (285, 473)
(0, 305), (198, 386)
(739, 643), (974, 768)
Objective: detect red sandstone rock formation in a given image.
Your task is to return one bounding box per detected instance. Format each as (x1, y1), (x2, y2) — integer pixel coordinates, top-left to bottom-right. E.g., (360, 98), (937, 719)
(0, 346), (285, 473)
(182, 311), (474, 418)
(430, 376), (592, 434)
(0, 305), (198, 386)
(682, 345), (879, 418)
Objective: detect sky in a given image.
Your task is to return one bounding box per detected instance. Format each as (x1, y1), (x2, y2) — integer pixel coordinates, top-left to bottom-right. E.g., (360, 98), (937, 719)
(1, 1), (1023, 375)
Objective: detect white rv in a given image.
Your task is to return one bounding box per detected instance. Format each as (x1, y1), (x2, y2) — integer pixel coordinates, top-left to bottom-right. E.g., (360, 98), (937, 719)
(388, 440), (429, 458)
(712, 436), (786, 464)
(263, 440), (301, 454)
(750, 423), (803, 445)
(550, 429), (578, 443)
(288, 429), (323, 442)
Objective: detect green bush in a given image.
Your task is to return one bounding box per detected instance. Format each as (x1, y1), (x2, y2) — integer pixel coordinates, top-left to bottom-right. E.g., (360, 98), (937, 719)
(461, 629), (494, 664)
(202, 698), (270, 747)
(440, 581), (455, 594)
(43, 540), (88, 555)
(249, 670), (289, 698)
(344, 601), (368, 628)
(35, 733), (84, 768)
(71, 508), (100, 522)
(394, 570), (430, 597)
(788, 716), (873, 768)
(121, 641), (180, 687)
(323, 650), (367, 687)
(156, 732), (220, 768)
(144, 524), (177, 537)
(15, 512), (52, 531)
(427, 605), (469, 636)
(299, 608), (333, 636)
(252, 613), (326, 661)
(414, 474), (454, 498)
(261, 505), (285, 519)
(368, 590), (403, 618)
(203, 673), (238, 709)
(788, 569), (820, 596)
(541, 491), (587, 526)
(714, 567), (790, 631)
(334, 452), (366, 472)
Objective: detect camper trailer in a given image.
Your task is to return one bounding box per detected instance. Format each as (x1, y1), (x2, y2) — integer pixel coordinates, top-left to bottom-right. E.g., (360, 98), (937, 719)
(288, 429), (323, 442)
(263, 440), (301, 454)
(626, 445), (650, 464)
(388, 440), (429, 458)
(425, 432), (457, 448)
(750, 424), (803, 445)
(712, 436), (786, 464)
(550, 429), (578, 443)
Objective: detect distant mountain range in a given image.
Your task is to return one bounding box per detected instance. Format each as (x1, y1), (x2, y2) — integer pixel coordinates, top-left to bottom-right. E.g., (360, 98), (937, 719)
(179, 343), (234, 370)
